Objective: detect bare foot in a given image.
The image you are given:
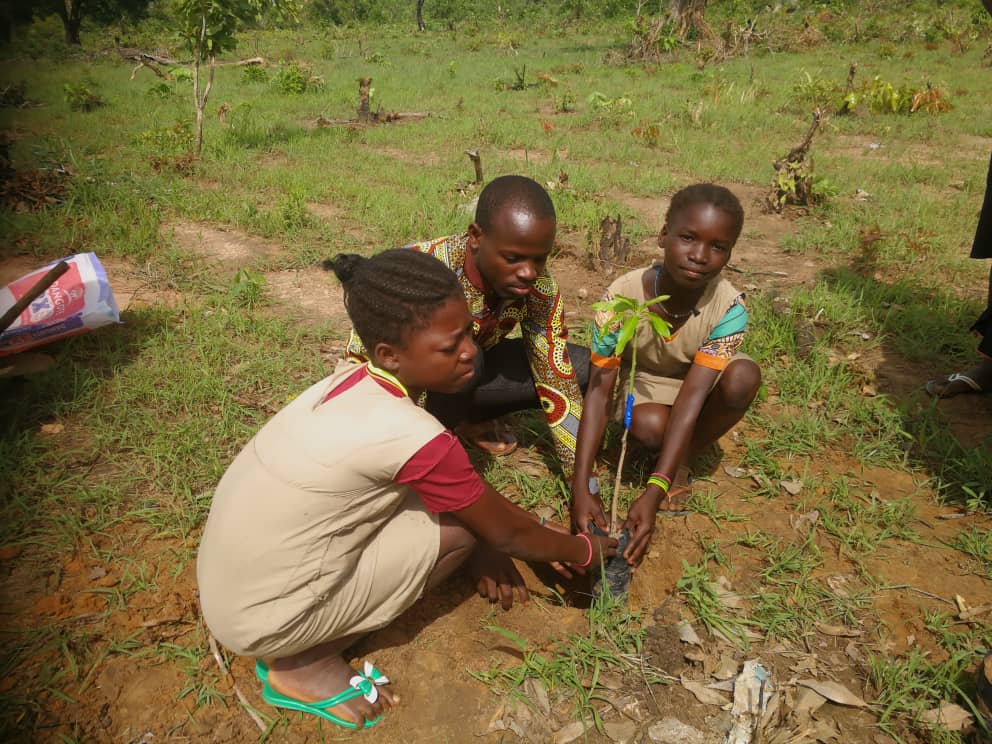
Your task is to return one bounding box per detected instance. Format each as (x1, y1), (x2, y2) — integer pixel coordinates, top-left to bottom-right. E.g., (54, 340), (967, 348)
(267, 653), (398, 727)
(456, 420), (518, 456)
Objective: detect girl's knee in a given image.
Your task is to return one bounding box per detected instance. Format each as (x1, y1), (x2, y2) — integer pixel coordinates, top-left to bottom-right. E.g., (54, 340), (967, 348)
(719, 360), (761, 409)
(630, 406), (667, 451)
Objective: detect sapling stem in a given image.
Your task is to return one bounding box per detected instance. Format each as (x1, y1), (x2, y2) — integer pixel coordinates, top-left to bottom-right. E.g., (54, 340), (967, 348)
(591, 292), (672, 535)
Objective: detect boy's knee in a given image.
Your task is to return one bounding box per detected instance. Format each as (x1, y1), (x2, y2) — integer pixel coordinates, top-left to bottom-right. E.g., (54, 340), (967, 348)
(719, 360), (761, 409)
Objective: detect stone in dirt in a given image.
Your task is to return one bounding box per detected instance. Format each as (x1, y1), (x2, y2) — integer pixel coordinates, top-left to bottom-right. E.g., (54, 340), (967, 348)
(604, 719), (637, 743)
(646, 718), (706, 744)
(554, 720), (589, 744)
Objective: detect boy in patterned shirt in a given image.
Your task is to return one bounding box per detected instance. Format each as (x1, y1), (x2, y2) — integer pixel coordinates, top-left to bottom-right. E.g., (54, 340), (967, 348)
(343, 175), (588, 476)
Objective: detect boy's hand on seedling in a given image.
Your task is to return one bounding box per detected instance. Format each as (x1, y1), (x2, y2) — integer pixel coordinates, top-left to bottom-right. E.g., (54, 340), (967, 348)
(468, 543), (529, 611)
(622, 494), (658, 568)
(570, 486), (608, 535)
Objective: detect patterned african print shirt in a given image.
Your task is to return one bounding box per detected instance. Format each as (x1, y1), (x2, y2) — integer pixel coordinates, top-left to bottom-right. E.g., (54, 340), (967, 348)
(345, 233), (584, 475)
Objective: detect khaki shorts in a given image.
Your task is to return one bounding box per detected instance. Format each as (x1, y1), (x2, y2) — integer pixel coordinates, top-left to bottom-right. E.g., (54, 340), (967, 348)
(205, 492), (440, 659)
(611, 352), (754, 419)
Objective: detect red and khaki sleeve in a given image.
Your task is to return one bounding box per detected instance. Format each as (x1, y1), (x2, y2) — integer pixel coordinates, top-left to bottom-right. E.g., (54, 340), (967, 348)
(395, 432), (485, 513)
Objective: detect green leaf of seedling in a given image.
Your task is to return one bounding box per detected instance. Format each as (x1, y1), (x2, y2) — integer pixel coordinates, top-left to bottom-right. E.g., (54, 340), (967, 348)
(591, 295), (638, 314)
(643, 294), (670, 306)
(614, 315), (639, 356)
(647, 313), (672, 339)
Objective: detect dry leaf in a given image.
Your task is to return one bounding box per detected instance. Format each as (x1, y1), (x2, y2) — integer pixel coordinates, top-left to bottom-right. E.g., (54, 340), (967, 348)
(860, 383), (877, 397)
(680, 676), (731, 707)
(723, 464), (749, 479)
(845, 641), (864, 664)
(919, 702), (973, 731)
(710, 582), (747, 609)
(40, 422), (64, 435)
(780, 478), (804, 496)
(812, 718), (841, 742)
(678, 620), (703, 647)
(826, 575), (852, 596)
(793, 686), (828, 715)
(816, 622), (862, 638)
(793, 510), (820, 533)
(714, 654), (739, 680)
(796, 679), (867, 708)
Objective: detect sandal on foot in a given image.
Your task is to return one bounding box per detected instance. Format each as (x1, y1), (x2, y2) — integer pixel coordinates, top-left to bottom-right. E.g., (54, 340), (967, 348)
(925, 372), (986, 399)
(657, 468), (693, 517)
(657, 486), (693, 517)
(257, 660), (389, 730)
(456, 421), (518, 456)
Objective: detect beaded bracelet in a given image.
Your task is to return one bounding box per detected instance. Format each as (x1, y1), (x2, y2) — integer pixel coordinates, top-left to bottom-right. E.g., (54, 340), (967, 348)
(647, 472), (672, 493)
(576, 533), (594, 568)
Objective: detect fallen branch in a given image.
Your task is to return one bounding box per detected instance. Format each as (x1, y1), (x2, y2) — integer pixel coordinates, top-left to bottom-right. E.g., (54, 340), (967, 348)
(208, 634), (266, 732)
(130, 60), (171, 81)
(117, 48), (179, 65)
(217, 57), (266, 67)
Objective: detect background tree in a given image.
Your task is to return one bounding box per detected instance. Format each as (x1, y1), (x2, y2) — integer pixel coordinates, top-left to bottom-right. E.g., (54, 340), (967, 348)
(34, 0), (150, 45)
(176, 0), (299, 157)
(416, 0), (425, 31)
(665, 0), (709, 39)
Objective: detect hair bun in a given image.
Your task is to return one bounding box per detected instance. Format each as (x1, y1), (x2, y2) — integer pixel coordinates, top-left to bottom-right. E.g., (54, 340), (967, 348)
(323, 254), (365, 285)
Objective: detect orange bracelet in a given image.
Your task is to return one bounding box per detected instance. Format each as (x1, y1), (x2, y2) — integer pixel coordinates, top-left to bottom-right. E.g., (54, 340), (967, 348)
(577, 533), (593, 567)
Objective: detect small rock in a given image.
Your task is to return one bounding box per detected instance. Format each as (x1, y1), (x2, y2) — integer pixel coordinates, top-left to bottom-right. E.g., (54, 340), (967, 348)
(620, 697), (649, 723)
(646, 718), (705, 744)
(605, 720), (637, 743)
(88, 566), (108, 581)
(578, 287), (588, 300)
(554, 720), (588, 744)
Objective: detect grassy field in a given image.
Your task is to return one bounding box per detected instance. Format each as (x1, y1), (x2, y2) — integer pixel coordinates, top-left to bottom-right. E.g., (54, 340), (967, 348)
(2, 3), (992, 743)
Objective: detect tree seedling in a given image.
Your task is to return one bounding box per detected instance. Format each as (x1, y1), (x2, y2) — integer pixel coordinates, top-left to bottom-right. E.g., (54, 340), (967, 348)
(589, 292), (671, 598)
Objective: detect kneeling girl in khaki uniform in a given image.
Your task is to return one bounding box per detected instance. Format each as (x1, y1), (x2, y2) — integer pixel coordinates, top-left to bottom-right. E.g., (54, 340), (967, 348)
(197, 248), (616, 731)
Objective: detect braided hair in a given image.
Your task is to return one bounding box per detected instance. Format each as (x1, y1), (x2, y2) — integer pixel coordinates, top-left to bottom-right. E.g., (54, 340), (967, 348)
(475, 175), (556, 233)
(323, 249), (462, 351)
(665, 184), (745, 243)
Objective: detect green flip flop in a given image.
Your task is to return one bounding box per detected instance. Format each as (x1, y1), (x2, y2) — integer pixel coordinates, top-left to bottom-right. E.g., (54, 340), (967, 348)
(255, 659), (390, 730)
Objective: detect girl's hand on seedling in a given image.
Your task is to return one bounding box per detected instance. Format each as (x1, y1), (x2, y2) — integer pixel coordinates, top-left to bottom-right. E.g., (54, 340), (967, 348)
(468, 543), (530, 611)
(541, 520), (580, 579)
(570, 485), (608, 536)
(622, 493), (658, 568)
(567, 534), (617, 573)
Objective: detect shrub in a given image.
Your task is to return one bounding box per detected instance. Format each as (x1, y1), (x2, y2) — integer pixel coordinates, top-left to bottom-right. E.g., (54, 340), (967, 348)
(240, 65), (269, 84)
(64, 81), (104, 112)
(272, 61), (325, 94)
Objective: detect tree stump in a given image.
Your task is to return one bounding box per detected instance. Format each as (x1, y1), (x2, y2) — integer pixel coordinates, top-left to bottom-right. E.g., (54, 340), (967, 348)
(357, 77), (372, 123)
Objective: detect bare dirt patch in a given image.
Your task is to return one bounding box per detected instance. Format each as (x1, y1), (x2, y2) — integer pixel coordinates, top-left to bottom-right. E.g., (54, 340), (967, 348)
(164, 221), (283, 270)
(306, 200), (376, 244)
(263, 266), (348, 325)
(367, 145), (442, 167)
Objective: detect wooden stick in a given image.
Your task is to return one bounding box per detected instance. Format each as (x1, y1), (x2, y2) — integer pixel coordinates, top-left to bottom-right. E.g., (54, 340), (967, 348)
(465, 149), (483, 184)
(0, 261), (69, 335)
(208, 634), (266, 732)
